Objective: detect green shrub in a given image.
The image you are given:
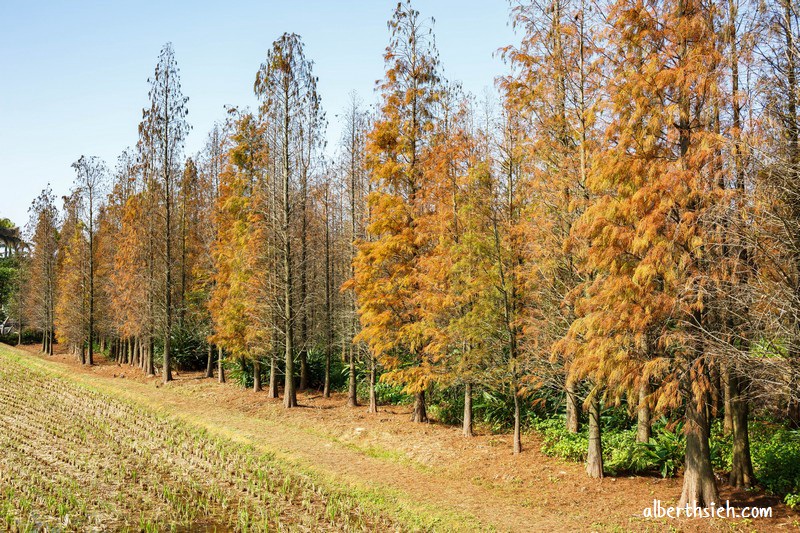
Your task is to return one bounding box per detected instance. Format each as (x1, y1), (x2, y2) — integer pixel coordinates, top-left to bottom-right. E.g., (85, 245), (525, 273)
(639, 421), (685, 478)
(603, 429), (650, 475)
(216, 348), (351, 393)
(709, 421), (732, 471)
(475, 390), (517, 433)
(752, 428), (800, 496)
(305, 347), (346, 391)
(356, 381), (412, 405)
(533, 417), (589, 462)
(225, 357), (255, 389)
(532, 414), (686, 477)
(428, 385), (465, 425)
(343, 364), (367, 398)
(472, 389), (542, 433)
(709, 418), (800, 497)
(170, 324), (207, 370)
(0, 328), (42, 345)
(532, 411), (800, 494)
(600, 409), (635, 432)
(785, 493), (800, 509)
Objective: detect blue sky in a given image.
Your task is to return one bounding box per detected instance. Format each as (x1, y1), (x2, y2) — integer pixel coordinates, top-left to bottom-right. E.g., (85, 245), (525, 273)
(0, 1), (517, 229)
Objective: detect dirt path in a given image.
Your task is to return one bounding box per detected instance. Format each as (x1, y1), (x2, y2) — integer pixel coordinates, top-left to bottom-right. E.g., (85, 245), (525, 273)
(9, 344), (800, 532)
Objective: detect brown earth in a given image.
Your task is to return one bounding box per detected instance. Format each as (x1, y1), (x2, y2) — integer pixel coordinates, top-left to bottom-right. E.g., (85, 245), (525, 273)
(12, 343), (800, 532)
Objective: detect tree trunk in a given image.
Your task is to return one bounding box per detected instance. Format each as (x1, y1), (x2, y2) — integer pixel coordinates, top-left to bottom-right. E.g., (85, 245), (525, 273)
(346, 100), (362, 410)
(87, 174), (95, 368)
(323, 347), (331, 398)
(299, 350), (308, 392)
(679, 399), (719, 508)
(729, 372), (754, 488)
(146, 338), (155, 377)
(566, 378), (580, 433)
(136, 339), (141, 369)
(710, 361), (721, 419)
(205, 344), (214, 378)
(789, 398), (800, 429)
(723, 363), (733, 434)
(637, 380), (651, 443)
(789, 366), (800, 429)
(323, 185), (332, 400)
(284, 330), (297, 408)
(298, 154), (309, 393)
(217, 345), (225, 383)
(163, 336), (172, 382)
(513, 387), (522, 454)
(87, 282), (93, 364)
(463, 382), (474, 437)
(253, 358), (262, 392)
(586, 394), (603, 479)
(348, 343), (358, 407)
(778, 0), (800, 429)
(411, 391), (427, 423)
(368, 360), (377, 414)
(268, 355), (279, 398)
(163, 106), (174, 384)
(282, 87), (297, 410)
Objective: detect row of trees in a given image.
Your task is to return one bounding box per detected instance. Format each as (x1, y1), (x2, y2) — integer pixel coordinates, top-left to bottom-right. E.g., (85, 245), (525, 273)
(15, 0), (800, 510)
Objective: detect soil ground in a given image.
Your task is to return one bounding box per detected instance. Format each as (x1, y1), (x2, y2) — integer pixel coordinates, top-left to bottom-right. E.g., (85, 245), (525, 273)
(8, 342), (800, 532)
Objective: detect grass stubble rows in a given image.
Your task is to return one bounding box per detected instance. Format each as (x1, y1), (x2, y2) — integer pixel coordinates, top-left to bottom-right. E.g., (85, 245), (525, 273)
(0, 347), (405, 532)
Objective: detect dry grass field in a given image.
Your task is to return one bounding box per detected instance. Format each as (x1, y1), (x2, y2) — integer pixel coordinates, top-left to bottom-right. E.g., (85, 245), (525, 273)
(0, 345), (403, 532)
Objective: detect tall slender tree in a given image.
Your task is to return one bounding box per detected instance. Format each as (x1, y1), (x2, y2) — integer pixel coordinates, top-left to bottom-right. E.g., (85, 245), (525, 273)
(255, 33), (322, 408)
(354, 0), (441, 423)
(70, 155), (106, 365)
(26, 188), (59, 356)
(567, 0), (724, 504)
(141, 42), (190, 383)
(55, 191), (88, 361)
(339, 95), (370, 407)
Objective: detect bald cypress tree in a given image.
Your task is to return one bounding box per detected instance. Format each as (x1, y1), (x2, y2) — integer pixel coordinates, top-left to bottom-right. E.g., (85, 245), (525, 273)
(26, 188), (59, 356)
(140, 43), (190, 383)
(568, 0), (724, 504)
(255, 33), (322, 408)
(70, 155), (106, 365)
(354, 0), (441, 423)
